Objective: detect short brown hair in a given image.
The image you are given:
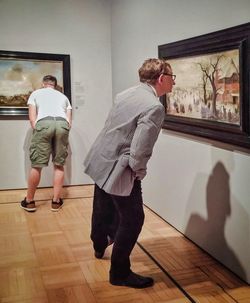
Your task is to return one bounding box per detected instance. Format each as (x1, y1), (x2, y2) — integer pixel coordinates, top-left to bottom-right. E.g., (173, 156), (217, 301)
(42, 75), (57, 87)
(138, 58), (171, 85)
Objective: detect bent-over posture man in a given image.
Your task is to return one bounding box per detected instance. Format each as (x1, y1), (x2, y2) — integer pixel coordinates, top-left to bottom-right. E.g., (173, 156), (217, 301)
(21, 75), (72, 212)
(84, 58), (175, 288)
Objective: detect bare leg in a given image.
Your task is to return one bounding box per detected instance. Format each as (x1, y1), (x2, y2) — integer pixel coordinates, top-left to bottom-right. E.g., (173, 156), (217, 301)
(26, 167), (42, 201)
(53, 165), (64, 201)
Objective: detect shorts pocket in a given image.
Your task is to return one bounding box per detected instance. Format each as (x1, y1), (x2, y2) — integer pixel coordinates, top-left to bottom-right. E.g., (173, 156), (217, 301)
(61, 125), (70, 131)
(35, 124), (49, 132)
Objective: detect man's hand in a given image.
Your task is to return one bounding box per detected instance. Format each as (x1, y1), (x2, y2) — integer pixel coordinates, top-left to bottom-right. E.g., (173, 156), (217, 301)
(135, 169), (147, 180)
(28, 105), (37, 129)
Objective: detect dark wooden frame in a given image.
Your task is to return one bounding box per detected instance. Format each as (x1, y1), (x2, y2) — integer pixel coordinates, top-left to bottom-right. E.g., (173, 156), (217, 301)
(0, 50), (71, 116)
(159, 23), (250, 148)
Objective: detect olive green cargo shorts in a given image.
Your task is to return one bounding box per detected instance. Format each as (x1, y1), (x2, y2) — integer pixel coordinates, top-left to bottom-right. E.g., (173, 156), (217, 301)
(29, 118), (70, 167)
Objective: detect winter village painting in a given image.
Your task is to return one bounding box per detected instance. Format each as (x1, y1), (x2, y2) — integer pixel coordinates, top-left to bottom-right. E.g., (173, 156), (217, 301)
(166, 49), (240, 125)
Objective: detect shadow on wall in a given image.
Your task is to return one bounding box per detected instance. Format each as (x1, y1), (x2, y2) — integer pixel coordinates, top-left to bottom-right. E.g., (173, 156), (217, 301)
(185, 161), (246, 282)
(23, 128), (72, 187)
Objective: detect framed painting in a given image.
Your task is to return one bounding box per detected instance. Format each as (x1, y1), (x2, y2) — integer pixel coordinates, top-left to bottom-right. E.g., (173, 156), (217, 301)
(159, 22), (250, 148)
(0, 50), (71, 116)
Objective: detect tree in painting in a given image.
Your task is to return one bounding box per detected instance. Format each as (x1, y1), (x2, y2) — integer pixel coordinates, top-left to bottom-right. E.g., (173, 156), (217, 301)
(198, 55), (224, 117)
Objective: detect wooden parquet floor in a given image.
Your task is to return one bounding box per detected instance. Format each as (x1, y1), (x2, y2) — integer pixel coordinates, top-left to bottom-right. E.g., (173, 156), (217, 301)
(0, 185), (249, 303)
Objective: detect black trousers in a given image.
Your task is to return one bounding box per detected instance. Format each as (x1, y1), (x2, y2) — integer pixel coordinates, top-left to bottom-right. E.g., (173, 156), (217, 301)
(91, 180), (145, 279)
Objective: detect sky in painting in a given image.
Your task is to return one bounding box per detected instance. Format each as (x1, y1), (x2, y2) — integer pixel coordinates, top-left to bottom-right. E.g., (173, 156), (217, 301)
(0, 59), (63, 96)
(169, 49), (239, 89)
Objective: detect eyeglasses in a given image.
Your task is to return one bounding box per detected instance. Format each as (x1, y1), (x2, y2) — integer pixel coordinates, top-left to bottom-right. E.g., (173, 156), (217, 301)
(163, 73), (176, 81)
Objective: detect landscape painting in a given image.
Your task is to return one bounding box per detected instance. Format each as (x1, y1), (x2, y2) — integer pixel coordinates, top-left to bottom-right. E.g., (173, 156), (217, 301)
(166, 49), (240, 125)
(159, 22), (250, 148)
(0, 50), (71, 115)
(0, 60), (63, 108)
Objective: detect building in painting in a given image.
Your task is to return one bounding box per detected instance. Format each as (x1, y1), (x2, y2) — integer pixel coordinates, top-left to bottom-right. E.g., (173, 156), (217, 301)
(216, 58), (240, 106)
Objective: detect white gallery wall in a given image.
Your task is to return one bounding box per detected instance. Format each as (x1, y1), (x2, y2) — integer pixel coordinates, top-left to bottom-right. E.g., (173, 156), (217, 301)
(111, 0), (250, 283)
(0, 0), (112, 189)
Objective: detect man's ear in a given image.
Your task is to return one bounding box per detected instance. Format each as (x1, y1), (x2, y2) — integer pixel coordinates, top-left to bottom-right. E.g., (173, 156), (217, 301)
(158, 74), (164, 84)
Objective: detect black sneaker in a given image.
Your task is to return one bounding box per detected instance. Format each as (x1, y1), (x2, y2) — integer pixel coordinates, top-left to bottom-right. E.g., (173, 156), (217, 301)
(110, 271), (154, 288)
(20, 198), (36, 212)
(94, 236), (114, 259)
(51, 198), (64, 212)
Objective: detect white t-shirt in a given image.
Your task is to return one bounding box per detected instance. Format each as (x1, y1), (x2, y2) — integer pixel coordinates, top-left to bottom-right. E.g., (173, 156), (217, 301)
(27, 87), (72, 123)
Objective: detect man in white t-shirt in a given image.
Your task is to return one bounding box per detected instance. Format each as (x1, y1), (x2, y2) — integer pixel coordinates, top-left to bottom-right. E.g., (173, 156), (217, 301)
(21, 75), (72, 212)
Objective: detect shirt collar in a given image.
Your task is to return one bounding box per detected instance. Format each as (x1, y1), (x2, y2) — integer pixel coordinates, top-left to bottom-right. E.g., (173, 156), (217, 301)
(147, 84), (157, 97)
(141, 83), (158, 98)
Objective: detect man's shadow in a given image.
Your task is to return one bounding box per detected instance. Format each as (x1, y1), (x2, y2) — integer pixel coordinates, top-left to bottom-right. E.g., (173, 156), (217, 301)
(185, 161), (247, 281)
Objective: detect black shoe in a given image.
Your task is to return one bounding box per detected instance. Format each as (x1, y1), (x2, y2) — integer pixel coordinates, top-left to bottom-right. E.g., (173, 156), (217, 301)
(94, 236), (114, 259)
(94, 250), (105, 259)
(51, 198), (64, 212)
(110, 271), (154, 288)
(20, 198), (36, 212)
